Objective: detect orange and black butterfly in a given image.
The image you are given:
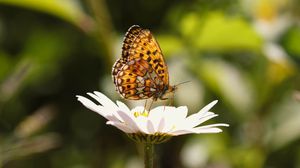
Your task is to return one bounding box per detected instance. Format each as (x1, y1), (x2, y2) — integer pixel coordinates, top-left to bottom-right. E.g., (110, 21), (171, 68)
(112, 25), (175, 101)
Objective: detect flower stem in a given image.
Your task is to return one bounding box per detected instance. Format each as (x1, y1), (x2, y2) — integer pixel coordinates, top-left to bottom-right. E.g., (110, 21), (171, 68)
(144, 143), (154, 168)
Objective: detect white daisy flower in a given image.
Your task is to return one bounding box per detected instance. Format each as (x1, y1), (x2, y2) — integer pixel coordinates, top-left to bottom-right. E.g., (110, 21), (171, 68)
(76, 91), (229, 144)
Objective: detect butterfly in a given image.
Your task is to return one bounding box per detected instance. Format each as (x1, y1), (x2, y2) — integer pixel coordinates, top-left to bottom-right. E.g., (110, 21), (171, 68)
(112, 25), (175, 101)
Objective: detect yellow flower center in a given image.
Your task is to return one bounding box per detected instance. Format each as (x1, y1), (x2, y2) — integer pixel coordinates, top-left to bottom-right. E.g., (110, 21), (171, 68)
(133, 110), (149, 117)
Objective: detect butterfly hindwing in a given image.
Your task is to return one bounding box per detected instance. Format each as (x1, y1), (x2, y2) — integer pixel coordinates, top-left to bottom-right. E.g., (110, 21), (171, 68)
(113, 58), (163, 99)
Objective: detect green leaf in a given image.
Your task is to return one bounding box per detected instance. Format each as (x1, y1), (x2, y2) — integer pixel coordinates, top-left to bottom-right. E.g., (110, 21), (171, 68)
(0, 0), (93, 31)
(157, 35), (183, 57)
(180, 12), (263, 52)
(0, 51), (14, 79)
(282, 26), (300, 59)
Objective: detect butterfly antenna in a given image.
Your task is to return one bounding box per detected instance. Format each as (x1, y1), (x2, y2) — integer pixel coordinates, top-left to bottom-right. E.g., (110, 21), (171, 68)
(167, 81), (189, 106)
(174, 80), (191, 88)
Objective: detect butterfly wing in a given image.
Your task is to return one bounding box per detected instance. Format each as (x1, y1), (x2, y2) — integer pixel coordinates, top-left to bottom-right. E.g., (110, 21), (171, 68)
(112, 25), (170, 100)
(112, 58), (163, 99)
(121, 25), (169, 87)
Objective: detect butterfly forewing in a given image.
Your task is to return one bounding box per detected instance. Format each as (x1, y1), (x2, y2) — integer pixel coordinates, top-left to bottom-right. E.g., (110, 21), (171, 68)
(122, 25), (169, 84)
(112, 25), (172, 100)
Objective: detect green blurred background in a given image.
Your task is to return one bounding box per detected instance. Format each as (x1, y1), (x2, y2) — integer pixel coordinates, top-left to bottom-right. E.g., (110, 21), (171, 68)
(0, 0), (300, 167)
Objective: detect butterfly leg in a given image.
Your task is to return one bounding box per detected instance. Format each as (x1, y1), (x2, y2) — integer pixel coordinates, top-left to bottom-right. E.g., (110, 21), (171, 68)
(143, 99), (154, 113)
(160, 92), (175, 107)
(169, 91), (175, 106)
(159, 96), (169, 112)
(147, 99), (154, 111)
(143, 99), (148, 112)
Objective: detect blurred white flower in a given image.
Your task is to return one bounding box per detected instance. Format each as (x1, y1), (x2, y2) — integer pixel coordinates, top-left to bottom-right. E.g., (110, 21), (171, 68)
(253, 15), (291, 41)
(242, 0), (292, 41)
(76, 91), (228, 143)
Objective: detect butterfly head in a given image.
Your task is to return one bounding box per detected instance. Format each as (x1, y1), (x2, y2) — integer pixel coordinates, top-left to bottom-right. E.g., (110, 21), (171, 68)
(169, 85), (177, 93)
(158, 81), (190, 100)
(155, 85), (175, 100)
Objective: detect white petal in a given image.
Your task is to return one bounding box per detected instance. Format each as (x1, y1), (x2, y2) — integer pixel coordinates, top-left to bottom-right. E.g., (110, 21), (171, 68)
(186, 100), (218, 123)
(127, 106), (150, 133)
(148, 106), (187, 133)
(106, 121), (134, 133)
(184, 113), (219, 129)
(206, 112), (216, 116)
(170, 130), (196, 135)
(157, 118), (166, 132)
(148, 106), (164, 119)
(87, 92), (125, 122)
(147, 120), (155, 134)
(86, 92), (124, 121)
(161, 106), (177, 115)
(160, 106), (177, 121)
(76, 95), (115, 121)
(197, 114), (219, 124)
(194, 123), (229, 129)
(200, 100), (218, 113)
(116, 101), (130, 113)
(170, 106), (189, 129)
(161, 122), (175, 133)
(192, 127), (224, 133)
(134, 116), (149, 134)
(170, 106), (188, 123)
(170, 127), (223, 136)
(176, 106), (188, 118)
(159, 106), (177, 133)
(76, 95), (100, 113)
(117, 110), (140, 132)
(148, 106), (165, 131)
(93, 91), (119, 110)
(100, 107), (122, 122)
(149, 106), (166, 114)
